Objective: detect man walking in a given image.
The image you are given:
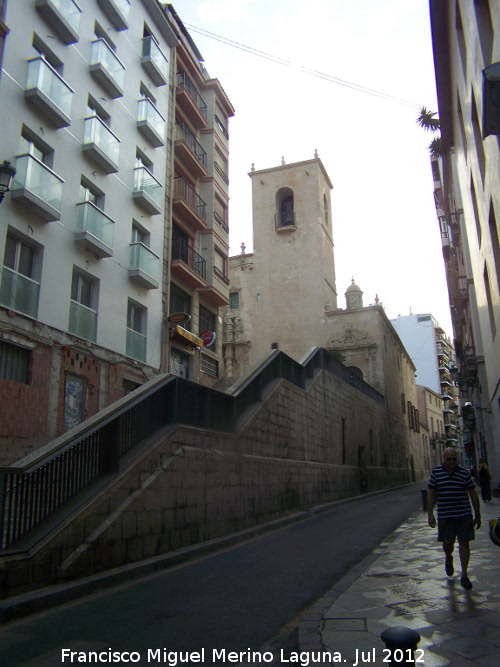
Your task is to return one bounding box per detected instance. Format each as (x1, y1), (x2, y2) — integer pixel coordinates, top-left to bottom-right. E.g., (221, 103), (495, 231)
(427, 447), (481, 589)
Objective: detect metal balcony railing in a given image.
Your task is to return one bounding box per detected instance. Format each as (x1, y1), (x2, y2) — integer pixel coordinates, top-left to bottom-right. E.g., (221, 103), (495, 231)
(176, 71), (207, 119)
(173, 176), (207, 221)
(172, 237), (206, 280)
(175, 122), (207, 167)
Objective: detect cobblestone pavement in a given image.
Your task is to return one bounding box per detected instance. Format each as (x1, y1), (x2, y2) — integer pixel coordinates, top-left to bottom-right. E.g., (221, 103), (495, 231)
(299, 498), (500, 666)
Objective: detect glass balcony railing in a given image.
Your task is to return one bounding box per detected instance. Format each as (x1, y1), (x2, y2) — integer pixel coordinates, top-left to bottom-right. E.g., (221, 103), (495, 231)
(26, 57), (73, 118)
(90, 39), (125, 94)
(126, 328), (146, 362)
(83, 115), (120, 165)
(0, 268), (40, 319)
(129, 242), (159, 282)
(12, 154), (64, 212)
(76, 201), (115, 250)
(69, 300), (97, 342)
(35, 0), (81, 43)
(134, 166), (162, 207)
(137, 98), (166, 140)
(141, 35), (169, 85)
(55, 0), (81, 29)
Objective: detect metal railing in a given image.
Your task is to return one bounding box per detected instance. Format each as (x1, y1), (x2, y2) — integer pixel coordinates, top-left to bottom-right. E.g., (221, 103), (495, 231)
(0, 347), (384, 550)
(173, 176), (207, 221)
(172, 237), (206, 280)
(175, 122), (207, 167)
(176, 71), (207, 119)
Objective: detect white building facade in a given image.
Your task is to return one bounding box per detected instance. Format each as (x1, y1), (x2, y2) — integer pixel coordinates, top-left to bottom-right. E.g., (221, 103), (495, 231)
(0, 0), (177, 461)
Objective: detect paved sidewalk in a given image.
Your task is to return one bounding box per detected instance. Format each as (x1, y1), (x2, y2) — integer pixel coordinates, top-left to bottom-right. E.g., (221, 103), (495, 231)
(299, 498), (500, 665)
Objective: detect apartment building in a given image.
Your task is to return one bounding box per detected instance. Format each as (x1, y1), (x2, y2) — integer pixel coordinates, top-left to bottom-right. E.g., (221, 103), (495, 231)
(164, 5), (234, 385)
(0, 0), (177, 461)
(429, 0), (499, 476)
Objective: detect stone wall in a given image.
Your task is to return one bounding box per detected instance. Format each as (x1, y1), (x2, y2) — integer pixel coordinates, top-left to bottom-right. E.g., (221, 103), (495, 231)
(0, 369), (428, 598)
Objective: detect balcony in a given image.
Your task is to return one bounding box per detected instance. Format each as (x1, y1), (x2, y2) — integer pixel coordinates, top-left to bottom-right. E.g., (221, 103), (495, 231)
(89, 39), (125, 98)
(137, 98), (166, 147)
(126, 328), (146, 362)
(0, 268), (39, 319)
(175, 122), (207, 178)
(24, 57), (73, 128)
(82, 115), (120, 173)
(69, 300), (97, 342)
(171, 237), (206, 289)
(133, 166), (162, 215)
(96, 0), (130, 31)
(74, 201), (114, 258)
(173, 177), (207, 231)
(197, 283), (229, 307)
(141, 35), (169, 86)
(35, 0), (81, 44)
(11, 153), (64, 221)
(129, 243), (159, 290)
(176, 71), (207, 129)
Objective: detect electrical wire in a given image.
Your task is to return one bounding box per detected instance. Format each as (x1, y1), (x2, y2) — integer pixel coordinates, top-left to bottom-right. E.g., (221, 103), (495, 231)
(184, 23), (422, 109)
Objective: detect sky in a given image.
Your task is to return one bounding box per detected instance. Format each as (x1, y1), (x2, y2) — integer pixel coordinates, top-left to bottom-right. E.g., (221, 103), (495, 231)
(173, 0), (453, 336)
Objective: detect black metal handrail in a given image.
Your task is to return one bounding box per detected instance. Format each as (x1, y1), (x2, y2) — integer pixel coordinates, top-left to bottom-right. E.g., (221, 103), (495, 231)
(173, 176), (207, 221)
(0, 347), (384, 550)
(175, 122), (207, 167)
(172, 237), (206, 280)
(176, 71), (207, 119)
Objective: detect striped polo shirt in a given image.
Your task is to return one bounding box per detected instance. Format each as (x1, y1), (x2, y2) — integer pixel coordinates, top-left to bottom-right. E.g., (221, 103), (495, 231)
(428, 464), (475, 519)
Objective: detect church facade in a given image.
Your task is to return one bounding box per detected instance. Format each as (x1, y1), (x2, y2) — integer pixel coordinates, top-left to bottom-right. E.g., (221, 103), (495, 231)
(223, 155), (428, 475)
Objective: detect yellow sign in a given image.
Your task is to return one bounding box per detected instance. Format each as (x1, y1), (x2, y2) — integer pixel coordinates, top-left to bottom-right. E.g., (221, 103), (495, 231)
(175, 326), (204, 347)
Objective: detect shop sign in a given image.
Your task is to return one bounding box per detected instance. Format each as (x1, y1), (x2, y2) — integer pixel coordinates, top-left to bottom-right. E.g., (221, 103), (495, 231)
(199, 330), (216, 347)
(167, 312), (191, 325)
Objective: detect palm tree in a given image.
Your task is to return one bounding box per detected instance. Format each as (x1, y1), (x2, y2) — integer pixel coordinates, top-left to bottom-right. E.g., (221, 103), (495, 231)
(417, 106), (441, 132)
(416, 106), (445, 157)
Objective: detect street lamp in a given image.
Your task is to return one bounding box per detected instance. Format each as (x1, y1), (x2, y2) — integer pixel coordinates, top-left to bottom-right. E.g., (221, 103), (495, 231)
(0, 160), (16, 204)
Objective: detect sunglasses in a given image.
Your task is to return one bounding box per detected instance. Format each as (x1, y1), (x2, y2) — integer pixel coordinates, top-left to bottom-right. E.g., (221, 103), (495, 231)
(446, 457), (457, 461)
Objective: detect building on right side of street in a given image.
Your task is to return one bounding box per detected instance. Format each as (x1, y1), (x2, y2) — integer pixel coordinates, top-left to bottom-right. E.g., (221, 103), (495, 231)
(429, 0), (500, 482)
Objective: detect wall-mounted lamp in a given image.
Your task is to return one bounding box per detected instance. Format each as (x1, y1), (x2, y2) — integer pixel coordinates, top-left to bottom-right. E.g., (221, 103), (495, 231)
(0, 160), (16, 204)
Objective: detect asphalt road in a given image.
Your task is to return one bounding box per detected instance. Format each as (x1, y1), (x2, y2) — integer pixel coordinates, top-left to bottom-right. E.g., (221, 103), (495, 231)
(0, 483), (422, 666)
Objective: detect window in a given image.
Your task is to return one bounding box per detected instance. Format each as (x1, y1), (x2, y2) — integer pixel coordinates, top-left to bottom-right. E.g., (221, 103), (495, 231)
(126, 300), (146, 362)
(214, 248), (229, 284)
(201, 353), (218, 378)
(323, 194), (329, 226)
(230, 292), (239, 309)
(275, 187), (295, 228)
(32, 36), (62, 72)
(214, 196), (228, 232)
(132, 223), (148, 246)
(79, 180), (103, 208)
(170, 284), (191, 328)
(0, 233), (40, 318)
(199, 305), (215, 333)
(71, 271), (93, 308)
(19, 133), (51, 167)
(69, 269), (98, 341)
(87, 98), (109, 126)
(0, 341), (30, 383)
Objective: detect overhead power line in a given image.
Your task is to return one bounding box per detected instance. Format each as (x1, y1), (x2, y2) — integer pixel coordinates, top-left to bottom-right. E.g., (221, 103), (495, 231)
(184, 23), (422, 109)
